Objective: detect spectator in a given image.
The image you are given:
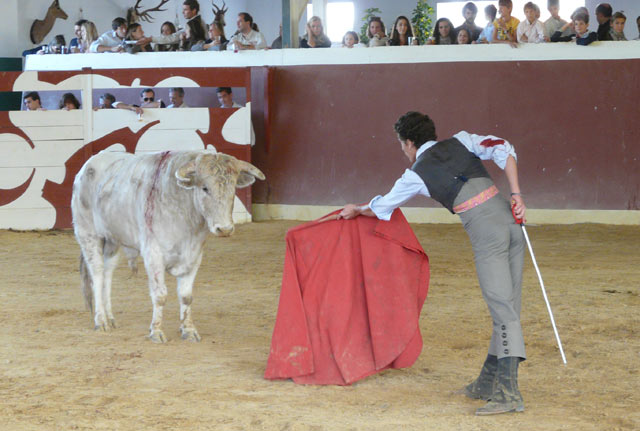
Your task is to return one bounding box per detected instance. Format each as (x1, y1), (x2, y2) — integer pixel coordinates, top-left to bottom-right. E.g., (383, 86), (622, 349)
(271, 25), (283, 49)
(475, 5), (497, 43)
(113, 88), (164, 113)
(167, 88), (189, 108)
(201, 20), (228, 51)
(595, 3), (613, 41)
(38, 35), (66, 54)
(457, 27), (472, 44)
(98, 93), (116, 109)
(124, 23), (153, 53)
(428, 18), (455, 45)
(140, 1), (206, 49)
(517, 2), (545, 43)
(551, 9), (597, 45)
(59, 93), (81, 110)
(544, 0), (572, 41)
(492, 0), (520, 45)
(155, 21), (179, 51)
(455, 2), (483, 42)
(389, 16), (418, 46)
(610, 12), (627, 41)
(78, 21), (99, 53)
(217, 87), (242, 108)
(69, 19), (88, 52)
(90, 17), (127, 53)
(301, 16), (332, 48)
(23, 92), (45, 111)
(366, 17), (388, 47)
(342, 31), (359, 48)
(228, 12), (267, 50)
(179, 17), (206, 51)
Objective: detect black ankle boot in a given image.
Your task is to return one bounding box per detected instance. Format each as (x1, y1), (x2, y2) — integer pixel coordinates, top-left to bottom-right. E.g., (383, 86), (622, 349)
(476, 356), (524, 415)
(463, 354), (497, 400)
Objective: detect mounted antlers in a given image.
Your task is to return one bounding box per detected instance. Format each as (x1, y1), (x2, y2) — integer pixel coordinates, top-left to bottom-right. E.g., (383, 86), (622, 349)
(127, 0), (171, 26)
(212, 0), (228, 26)
(30, 0), (68, 44)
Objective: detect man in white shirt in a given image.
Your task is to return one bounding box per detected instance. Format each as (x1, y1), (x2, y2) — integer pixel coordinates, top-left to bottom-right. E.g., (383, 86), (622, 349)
(167, 88), (189, 108)
(90, 18), (127, 53)
(339, 111), (528, 416)
(227, 12), (267, 50)
(217, 87), (242, 108)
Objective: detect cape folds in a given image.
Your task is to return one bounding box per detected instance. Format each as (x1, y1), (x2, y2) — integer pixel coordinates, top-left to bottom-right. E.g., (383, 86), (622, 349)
(264, 209), (430, 385)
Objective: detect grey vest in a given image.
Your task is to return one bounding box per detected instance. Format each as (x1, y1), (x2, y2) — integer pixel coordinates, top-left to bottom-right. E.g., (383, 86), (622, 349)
(411, 138), (491, 213)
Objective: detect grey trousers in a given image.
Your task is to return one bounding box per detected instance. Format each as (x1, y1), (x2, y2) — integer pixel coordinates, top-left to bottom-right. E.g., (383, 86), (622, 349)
(456, 179), (526, 360)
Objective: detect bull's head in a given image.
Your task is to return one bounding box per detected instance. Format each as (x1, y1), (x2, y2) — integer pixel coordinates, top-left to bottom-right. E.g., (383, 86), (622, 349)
(175, 153), (265, 236)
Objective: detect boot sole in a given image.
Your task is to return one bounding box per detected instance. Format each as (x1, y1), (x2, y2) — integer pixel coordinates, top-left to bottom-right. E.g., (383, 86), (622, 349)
(475, 404), (525, 416)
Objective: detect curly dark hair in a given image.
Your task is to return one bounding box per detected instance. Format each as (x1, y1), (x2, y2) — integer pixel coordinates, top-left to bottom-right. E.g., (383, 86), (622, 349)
(394, 112), (437, 148)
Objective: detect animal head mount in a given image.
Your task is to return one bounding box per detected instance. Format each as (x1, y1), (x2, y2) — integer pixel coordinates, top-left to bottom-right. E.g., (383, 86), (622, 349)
(30, 0), (69, 45)
(212, 0), (228, 27)
(127, 0), (170, 26)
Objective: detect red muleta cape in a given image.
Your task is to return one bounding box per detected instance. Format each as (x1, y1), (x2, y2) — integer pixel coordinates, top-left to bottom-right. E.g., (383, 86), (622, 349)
(264, 209), (430, 385)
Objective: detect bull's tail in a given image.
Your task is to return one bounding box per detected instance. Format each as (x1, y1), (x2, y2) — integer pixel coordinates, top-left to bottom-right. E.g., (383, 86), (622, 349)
(79, 253), (93, 313)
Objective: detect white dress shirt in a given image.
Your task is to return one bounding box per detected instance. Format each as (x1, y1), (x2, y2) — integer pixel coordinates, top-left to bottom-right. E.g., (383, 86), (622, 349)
(227, 29), (267, 50)
(368, 131), (517, 220)
(89, 31), (123, 53)
(517, 19), (546, 43)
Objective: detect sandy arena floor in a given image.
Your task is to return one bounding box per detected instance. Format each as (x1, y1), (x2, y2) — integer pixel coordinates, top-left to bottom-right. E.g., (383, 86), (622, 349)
(0, 221), (638, 430)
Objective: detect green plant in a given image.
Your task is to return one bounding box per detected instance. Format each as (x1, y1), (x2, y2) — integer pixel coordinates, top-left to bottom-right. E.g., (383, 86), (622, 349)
(411, 0), (434, 45)
(359, 7), (382, 45)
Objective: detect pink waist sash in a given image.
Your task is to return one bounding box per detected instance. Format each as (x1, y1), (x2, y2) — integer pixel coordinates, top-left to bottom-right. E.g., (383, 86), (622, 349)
(453, 185), (499, 214)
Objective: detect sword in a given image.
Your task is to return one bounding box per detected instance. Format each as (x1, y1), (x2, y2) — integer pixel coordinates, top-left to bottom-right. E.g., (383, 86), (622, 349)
(513, 204), (567, 365)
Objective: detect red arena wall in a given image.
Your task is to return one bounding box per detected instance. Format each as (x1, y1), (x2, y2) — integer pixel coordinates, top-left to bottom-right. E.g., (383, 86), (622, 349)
(251, 59), (640, 211)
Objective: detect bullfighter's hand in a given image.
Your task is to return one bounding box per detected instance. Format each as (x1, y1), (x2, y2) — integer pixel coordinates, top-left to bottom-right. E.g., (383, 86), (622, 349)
(511, 194), (526, 221)
(338, 204), (360, 220)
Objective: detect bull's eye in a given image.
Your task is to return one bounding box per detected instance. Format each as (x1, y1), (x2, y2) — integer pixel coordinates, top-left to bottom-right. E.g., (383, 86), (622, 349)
(202, 186), (209, 194)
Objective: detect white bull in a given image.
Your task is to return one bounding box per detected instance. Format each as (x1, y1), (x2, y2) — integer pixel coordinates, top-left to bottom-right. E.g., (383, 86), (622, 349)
(71, 150), (265, 343)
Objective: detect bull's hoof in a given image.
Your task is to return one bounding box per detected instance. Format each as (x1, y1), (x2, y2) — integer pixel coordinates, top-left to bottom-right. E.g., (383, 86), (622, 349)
(181, 328), (201, 342)
(148, 330), (167, 343)
(94, 316), (112, 332)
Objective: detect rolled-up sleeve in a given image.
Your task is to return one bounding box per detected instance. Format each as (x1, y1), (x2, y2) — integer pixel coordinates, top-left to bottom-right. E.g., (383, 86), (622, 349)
(454, 130), (517, 169)
(368, 169), (429, 220)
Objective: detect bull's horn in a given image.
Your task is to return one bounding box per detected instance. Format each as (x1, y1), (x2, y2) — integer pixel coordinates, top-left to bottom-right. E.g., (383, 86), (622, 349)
(235, 160), (265, 189)
(175, 160), (197, 189)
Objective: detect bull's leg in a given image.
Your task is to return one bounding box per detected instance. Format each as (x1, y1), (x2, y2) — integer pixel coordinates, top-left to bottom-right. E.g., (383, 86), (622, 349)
(77, 236), (109, 331)
(144, 250), (168, 343)
(102, 241), (120, 329)
(176, 254), (202, 342)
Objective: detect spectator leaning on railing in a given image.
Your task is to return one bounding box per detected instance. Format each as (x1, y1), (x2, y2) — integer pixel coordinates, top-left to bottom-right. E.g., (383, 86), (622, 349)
(59, 93), (81, 110)
(475, 5), (497, 43)
(167, 88), (189, 108)
(366, 17), (388, 47)
(23, 92), (45, 111)
(300, 16), (331, 48)
(610, 11), (627, 41)
(78, 21), (99, 53)
(155, 21), (179, 51)
(69, 19), (87, 52)
(217, 87), (242, 108)
(90, 17), (127, 53)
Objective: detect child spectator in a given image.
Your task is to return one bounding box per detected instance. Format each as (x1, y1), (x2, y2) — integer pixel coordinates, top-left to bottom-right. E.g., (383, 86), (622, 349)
(610, 12), (627, 41)
(428, 18), (455, 45)
(155, 22), (179, 51)
(59, 93), (81, 110)
(492, 0), (520, 44)
(125, 23), (153, 53)
(544, 0), (573, 41)
(455, 2), (483, 42)
(366, 17), (388, 47)
(475, 5), (497, 43)
(595, 3), (613, 41)
(456, 28), (472, 44)
(201, 21), (228, 51)
(552, 9), (597, 45)
(342, 31), (359, 48)
(301, 16), (332, 48)
(517, 2), (545, 43)
(389, 16), (418, 46)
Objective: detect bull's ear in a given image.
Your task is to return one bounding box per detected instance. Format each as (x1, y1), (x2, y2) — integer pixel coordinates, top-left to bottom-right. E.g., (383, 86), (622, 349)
(235, 160), (265, 189)
(175, 160), (197, 189)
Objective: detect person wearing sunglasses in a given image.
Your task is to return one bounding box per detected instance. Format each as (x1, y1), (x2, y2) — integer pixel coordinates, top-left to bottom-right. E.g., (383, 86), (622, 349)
(114, 88), (165, 114)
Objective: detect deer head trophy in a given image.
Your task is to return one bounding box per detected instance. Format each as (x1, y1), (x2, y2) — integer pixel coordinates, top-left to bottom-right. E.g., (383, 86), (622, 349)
(30, 0), (69, 45)
(127, 0), (171, 27)
(212, 0), (228, 26)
